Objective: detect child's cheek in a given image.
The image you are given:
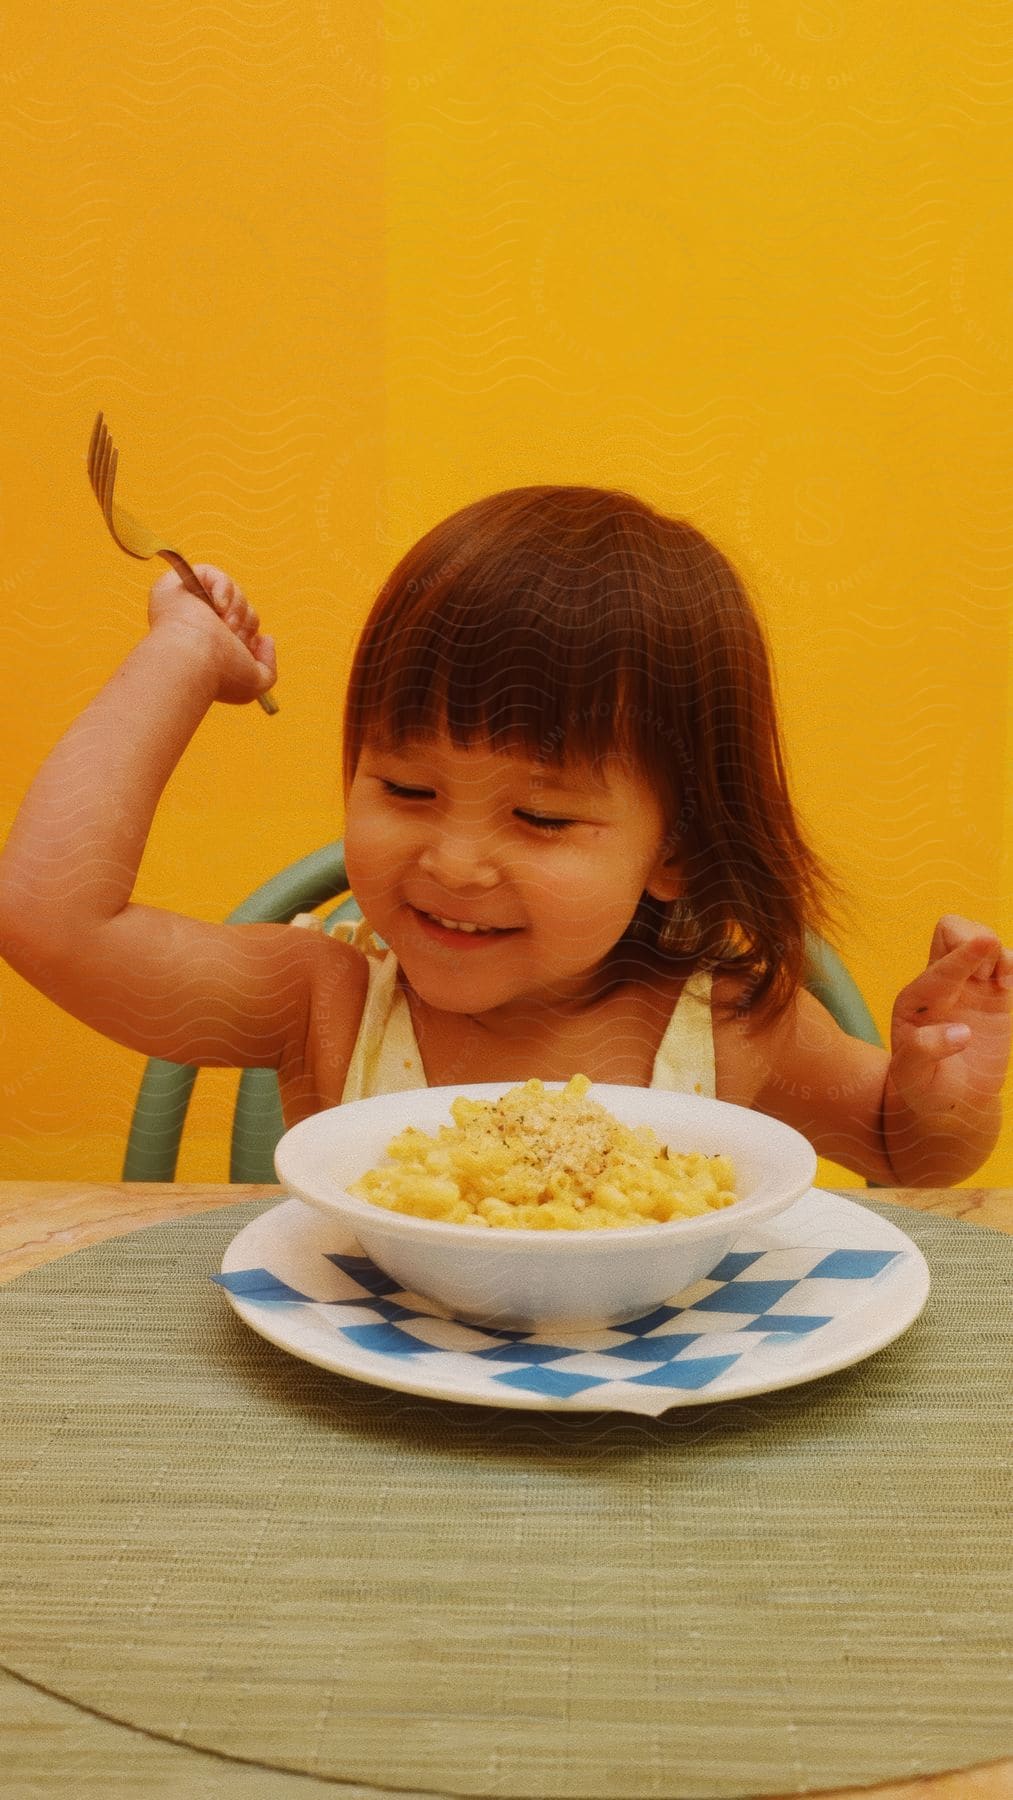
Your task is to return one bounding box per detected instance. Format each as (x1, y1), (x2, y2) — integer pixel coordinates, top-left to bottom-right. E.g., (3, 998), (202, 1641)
(342, 815), (382, 889)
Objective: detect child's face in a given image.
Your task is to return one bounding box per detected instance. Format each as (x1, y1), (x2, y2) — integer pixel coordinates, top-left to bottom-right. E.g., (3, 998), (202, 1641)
(343, 728), (684, 1024)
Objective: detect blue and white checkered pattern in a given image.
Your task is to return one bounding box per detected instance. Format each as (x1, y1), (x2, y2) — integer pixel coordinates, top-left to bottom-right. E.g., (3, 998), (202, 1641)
(213, 1236), (905, 1402)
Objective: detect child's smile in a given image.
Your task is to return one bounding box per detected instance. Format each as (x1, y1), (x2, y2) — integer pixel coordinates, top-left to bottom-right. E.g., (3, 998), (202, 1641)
(409, 906), (522, 942)
(343, 732), (684, 1033)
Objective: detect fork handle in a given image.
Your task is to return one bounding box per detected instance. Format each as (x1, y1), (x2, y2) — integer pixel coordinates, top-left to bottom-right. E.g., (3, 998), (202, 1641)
(159, 551), (279, 715)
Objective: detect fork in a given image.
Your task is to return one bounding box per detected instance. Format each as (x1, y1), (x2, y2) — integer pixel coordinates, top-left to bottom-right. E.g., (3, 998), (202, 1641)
(86, 412), (278, 715)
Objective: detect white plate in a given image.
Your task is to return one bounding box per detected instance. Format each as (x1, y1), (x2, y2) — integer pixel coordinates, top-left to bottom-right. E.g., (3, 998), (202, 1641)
(214, 1189), (930, 1417)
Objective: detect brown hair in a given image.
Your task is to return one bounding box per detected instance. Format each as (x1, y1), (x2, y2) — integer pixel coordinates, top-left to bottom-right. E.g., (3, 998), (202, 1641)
(342, 485), (850, 1022)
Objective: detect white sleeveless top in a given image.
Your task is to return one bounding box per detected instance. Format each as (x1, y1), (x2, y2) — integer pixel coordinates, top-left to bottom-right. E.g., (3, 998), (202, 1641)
(293, 914), (715, 1103)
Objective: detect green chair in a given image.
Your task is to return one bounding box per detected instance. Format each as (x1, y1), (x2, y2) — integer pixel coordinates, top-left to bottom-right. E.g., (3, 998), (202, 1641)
(122, 843), (884, 1184)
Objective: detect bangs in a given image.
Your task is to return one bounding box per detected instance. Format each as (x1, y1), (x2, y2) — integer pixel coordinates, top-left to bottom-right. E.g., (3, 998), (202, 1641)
(348, 592), (661, 774)
(343, 486), (690, 789)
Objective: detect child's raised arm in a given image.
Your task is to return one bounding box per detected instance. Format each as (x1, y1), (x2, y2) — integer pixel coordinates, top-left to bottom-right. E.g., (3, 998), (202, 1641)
(0, 570), (336, 1076)
(746, 918), (1011, 1185)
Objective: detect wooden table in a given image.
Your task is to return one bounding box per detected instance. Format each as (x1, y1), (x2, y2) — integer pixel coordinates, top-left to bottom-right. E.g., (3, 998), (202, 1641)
(2, 1180), (1010, 1800)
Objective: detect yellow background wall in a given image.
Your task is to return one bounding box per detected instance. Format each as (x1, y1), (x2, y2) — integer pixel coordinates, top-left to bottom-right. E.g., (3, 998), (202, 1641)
(0, 5), (1009, 1187)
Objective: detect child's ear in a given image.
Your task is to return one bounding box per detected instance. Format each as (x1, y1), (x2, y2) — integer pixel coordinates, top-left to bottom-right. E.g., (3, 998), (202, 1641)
(644, 845), (684, 904)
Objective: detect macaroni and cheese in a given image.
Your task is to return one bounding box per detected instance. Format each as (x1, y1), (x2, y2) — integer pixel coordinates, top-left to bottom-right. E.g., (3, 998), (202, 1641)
(349, 1075), (738, 1229)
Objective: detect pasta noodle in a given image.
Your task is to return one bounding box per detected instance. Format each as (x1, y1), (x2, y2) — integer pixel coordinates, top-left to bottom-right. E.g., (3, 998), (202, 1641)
(349, 1075), (738, 1229)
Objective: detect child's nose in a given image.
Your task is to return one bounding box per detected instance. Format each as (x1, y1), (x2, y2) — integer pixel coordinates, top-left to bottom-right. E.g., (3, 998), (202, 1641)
(418, 829), (499, 888)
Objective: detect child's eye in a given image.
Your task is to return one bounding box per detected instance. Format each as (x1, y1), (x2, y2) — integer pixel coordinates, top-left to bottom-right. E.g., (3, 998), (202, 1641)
(515, 811), (573, 834)
(380, 780), (433, 799)
(380, 783), (572, 833)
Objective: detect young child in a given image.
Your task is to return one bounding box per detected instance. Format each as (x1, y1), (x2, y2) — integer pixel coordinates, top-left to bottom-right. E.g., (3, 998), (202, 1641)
(1, 484), (1009, 1185)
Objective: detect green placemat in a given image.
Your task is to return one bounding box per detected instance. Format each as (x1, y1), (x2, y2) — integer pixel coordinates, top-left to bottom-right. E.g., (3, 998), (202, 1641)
(2, 1197), (1010, 1800)
(0, 1662), (422, 1799)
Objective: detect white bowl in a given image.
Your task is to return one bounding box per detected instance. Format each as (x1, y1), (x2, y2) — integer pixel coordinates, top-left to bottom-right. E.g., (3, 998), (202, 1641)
(274, 1085), (817, 1331)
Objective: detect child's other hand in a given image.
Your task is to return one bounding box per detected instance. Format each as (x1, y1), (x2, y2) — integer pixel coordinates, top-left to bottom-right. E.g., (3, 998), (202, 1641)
(147, 564), (277, 706)
(889, 914), (1013, 1114)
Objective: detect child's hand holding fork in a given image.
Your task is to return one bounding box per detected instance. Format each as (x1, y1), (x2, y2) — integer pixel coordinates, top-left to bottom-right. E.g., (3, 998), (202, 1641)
(148, 564), (277, 707)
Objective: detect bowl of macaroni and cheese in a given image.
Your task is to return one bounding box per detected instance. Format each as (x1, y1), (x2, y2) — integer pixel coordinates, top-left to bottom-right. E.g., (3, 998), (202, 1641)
(274, 1076), (817, 1330)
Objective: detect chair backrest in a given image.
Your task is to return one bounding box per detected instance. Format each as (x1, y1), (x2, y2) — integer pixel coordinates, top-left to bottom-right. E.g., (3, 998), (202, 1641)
(123, 842), (884, 1185)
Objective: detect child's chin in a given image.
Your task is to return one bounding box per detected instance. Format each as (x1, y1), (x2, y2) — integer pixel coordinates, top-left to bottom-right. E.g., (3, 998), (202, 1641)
(401, 941), (520, 999)
(408, 973), (505, 1017)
